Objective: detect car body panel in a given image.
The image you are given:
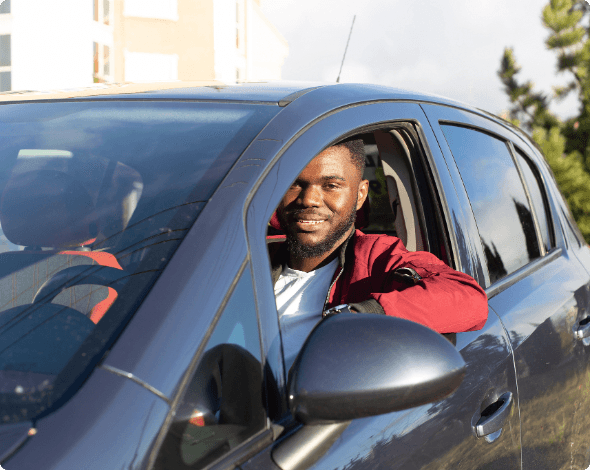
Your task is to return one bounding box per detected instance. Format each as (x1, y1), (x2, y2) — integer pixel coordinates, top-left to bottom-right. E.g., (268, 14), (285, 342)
(1, 82), (590, 470)
(423, 103), (590, 469)
(242, 309), (519, 470)
(4, 367), (169, 470)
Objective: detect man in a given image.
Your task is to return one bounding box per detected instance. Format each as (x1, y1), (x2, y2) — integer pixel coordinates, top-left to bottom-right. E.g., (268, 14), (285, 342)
(270, 138), (488, 368)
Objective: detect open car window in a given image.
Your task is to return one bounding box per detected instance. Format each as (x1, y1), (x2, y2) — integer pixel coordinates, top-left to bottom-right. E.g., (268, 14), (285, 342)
(0, 100), (279, 424)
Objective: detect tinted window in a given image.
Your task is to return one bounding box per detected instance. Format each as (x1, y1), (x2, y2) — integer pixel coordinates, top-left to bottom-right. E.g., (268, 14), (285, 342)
(0, 101), (278, 424)
(441, 125), (540, 284)
(155, 265), (265, 469)
(514, 148), (553, 253)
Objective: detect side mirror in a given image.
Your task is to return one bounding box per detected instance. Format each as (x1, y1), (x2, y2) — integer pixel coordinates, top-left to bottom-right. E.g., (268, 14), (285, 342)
(288, 313), (466, 424)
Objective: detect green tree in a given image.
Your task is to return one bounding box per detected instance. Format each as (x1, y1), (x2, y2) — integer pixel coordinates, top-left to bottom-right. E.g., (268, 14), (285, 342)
(498, 0), (590, 242)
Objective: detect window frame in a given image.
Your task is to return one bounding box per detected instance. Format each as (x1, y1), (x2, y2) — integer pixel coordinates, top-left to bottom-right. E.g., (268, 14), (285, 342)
(421, 103), (565, 296)
(244, 101), (466, 424)
(510, 143), (555, 254)
(440, 122), (545, 280)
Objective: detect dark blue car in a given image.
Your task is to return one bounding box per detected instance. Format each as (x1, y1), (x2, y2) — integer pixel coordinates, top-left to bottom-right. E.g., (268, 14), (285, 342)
(1, 82), (590, 470)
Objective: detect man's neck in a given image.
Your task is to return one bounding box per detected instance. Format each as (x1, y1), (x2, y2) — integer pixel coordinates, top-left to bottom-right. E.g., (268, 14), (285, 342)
(287, 228), (353, 273)
(288, 250), (338, 273)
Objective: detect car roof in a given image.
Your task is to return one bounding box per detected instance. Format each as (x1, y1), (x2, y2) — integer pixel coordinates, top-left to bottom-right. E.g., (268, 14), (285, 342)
(0, 80), (479, 110)
(0, 80), (525, 142)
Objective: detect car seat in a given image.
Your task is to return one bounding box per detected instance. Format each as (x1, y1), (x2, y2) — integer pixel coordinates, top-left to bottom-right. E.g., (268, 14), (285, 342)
(373, 129), (426, 252)
(0, 151), (142, 324)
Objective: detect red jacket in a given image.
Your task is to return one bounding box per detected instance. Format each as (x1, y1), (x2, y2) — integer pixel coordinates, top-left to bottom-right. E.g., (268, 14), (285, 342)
(270, 230), (488, 334)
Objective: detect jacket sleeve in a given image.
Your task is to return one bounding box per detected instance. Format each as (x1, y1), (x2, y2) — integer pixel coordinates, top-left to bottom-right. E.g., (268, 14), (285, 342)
(346, 234), (488, 334)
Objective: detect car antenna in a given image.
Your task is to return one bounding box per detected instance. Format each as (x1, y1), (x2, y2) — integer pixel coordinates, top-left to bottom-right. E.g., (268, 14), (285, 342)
(336, 14), (356, 83)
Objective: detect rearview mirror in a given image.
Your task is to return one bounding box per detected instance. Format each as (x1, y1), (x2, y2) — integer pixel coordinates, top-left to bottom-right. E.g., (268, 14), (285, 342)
(288, 313), (466, 424)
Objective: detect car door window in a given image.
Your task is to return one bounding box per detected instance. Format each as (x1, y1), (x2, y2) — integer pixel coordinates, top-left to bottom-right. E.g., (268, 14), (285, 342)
(441, 124), (541, 284)
(513, 147), (554, 253)
(154, 263), (265, 470)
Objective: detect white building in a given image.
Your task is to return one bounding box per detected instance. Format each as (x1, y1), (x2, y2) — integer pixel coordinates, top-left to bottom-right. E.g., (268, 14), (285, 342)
(0, 0), (288, 92)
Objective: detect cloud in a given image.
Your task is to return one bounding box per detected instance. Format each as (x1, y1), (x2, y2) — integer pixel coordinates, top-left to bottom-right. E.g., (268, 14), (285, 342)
(262, 0), (577, 118)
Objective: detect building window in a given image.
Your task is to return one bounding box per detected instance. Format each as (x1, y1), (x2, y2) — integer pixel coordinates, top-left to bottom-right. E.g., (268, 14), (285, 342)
(93, 42), (113, 83)
(93, 42), (99, 75)
(93, 0), (98, 21)
(0, 0), (11, 14)
(0, 33), (10, 92)
(0, 71), (10, 92)
(104, 45), (110, 76)
(103, 0), (110, 25)
(0, 35), (10, 67)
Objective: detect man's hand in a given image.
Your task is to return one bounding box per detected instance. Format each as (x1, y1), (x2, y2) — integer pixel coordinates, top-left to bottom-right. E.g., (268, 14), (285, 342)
(322, 304), (356, 317)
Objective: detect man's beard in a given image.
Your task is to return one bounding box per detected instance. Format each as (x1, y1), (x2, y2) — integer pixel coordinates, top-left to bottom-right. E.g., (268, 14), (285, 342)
(279, 203), (357, 259)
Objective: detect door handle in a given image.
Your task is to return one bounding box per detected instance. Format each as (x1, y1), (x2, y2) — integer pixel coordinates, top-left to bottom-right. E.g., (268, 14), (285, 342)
(474, 392), (513, 441)
(575, 317), (590, 339)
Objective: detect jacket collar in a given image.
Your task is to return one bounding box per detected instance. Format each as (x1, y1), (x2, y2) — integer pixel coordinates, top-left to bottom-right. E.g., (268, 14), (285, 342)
(270, 230), (355, 285)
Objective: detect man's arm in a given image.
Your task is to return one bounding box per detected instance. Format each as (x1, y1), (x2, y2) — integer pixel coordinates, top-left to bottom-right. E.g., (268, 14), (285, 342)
(338, 232), (488, 334)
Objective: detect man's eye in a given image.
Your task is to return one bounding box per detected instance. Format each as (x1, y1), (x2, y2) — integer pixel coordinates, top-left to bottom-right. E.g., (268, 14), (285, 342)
(324, 183), (340, 190)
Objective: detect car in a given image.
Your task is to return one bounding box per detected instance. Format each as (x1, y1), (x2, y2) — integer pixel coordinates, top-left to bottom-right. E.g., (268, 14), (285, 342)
(0, 81), (589, 470)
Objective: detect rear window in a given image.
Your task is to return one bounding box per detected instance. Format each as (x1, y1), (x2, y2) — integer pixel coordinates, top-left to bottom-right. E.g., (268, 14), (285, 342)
(0, 100), (278, 424)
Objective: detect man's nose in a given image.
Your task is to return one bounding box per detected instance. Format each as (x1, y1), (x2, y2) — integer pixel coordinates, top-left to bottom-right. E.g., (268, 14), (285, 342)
(298, 185), (322, 207)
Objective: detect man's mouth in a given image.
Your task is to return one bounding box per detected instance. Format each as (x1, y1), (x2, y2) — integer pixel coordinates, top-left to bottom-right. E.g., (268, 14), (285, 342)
(297, 219), (325, 225)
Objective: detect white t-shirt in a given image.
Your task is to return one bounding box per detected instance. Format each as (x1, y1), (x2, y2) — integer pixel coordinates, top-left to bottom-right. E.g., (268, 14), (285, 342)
(274, 258), (339, 372)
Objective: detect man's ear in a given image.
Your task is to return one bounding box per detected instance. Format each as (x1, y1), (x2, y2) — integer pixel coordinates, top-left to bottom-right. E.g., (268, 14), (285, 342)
(356, 179), (369, 210)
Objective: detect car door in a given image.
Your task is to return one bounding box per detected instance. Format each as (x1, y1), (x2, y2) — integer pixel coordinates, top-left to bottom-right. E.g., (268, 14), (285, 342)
(241, 96), (521, 469)
(423, 103), (590, 470)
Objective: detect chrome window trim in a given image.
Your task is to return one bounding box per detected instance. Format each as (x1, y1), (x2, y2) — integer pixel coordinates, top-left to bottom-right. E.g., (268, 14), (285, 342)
(99, 364), (171, 405)
(485, 247), (562, 299)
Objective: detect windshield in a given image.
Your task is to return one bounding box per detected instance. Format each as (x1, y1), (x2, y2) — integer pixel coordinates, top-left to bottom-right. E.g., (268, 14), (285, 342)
(0, 100), (279, 424)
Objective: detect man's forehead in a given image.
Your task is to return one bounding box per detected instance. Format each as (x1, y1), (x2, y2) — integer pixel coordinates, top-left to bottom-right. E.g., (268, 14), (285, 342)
(301, 145), (360, 179)
(309, 146), (353, 167)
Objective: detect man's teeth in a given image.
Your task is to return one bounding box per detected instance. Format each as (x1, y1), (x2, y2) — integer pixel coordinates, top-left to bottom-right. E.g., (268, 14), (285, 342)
(298, 220), (324, 224)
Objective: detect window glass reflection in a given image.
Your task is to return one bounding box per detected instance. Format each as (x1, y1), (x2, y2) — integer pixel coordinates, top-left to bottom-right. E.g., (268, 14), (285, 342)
(155, 264), (265, 470)
(515, 148), (553, 253)
(441, 125), (540, 284)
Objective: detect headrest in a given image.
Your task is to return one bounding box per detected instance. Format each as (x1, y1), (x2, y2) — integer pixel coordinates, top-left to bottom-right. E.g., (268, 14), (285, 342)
(1, 170), (97, 247)
(0, 150), (143, 248)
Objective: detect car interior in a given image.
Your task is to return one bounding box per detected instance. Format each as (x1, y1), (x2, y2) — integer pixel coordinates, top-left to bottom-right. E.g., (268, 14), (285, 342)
(268, 124), (449, 266)
(0, 151), (143, 396)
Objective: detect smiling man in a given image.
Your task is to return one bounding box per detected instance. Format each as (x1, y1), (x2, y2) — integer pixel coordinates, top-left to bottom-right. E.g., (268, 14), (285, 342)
(270, 138), (488, 369)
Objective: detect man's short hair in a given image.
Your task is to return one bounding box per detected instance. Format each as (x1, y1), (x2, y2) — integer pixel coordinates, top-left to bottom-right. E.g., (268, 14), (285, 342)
(333, 137), (365, 175)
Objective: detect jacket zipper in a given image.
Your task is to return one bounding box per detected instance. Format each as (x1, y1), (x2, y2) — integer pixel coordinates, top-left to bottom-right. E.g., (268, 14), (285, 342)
(323, 265), (343, 312)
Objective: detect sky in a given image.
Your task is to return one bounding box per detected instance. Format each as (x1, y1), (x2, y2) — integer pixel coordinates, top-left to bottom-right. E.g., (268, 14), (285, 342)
(261, 0), (582, 120)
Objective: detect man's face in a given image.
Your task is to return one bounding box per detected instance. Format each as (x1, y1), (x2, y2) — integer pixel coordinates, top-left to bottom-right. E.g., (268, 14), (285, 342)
(277, 145), (369, 259)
